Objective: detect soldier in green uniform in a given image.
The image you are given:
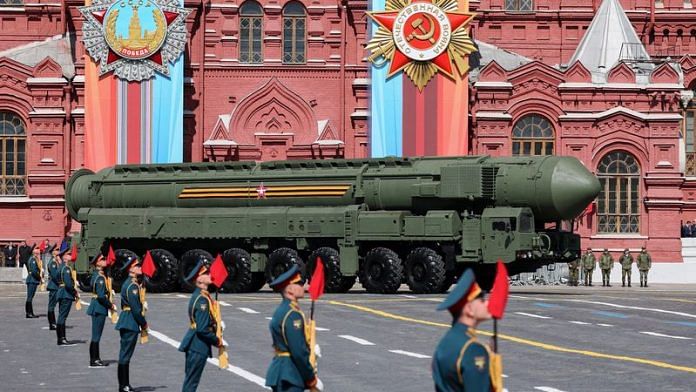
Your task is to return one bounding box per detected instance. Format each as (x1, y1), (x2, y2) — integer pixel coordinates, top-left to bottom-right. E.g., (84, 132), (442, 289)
(179, 260), (226, 392)
(87, 254), (116, 368)
(637, 246), (652, 287)
(46, 244), (61, 329)
(115, 255), (148, 392)
(265, 264), (323, 392)
(581, 247), (596, 287)
(432, 269), (495, 392)
(24, 245), (41, 318)
(56, 244), (79, 346)
(567, 257), (580, 286)
(599, 248), (613, 287)
(619, 249), (633, 287)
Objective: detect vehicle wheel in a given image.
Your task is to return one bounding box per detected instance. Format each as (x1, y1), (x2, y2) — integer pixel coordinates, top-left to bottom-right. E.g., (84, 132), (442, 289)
(179, 249), (214, 292)
(265, 247), (304, 284)
(142, 249), (180, 293)
(110, 249), (139, 292)
(336, 276), (357, 293)
(405, 247), (446, 294)
(307, 247), (356, 293)
(437, 270), (456, 293)
(359, 247), (403, 294)
(248, 272), (267, 292)
(77, 272), (92, 293)
(222, 248), (253, 293)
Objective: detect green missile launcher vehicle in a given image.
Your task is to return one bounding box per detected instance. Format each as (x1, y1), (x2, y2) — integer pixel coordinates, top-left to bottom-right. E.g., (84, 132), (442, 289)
(65, 155), (600, 294)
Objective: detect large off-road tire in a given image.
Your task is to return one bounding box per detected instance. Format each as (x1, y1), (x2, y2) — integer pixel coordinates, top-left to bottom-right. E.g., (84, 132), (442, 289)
(359, 247), (403, 294)
(110, 249), (139, 292)
(307, 247), (355, 293)
(77, 272), (92, 293)
(265, 247), (304, 284)
(405, 247), (446, 294)
(438, 270), (456, 293)
(222, 248), (254, 293)
(142, 249), (180, 293)
(179, 249), (213, 293)
(249, 272), (267, 292)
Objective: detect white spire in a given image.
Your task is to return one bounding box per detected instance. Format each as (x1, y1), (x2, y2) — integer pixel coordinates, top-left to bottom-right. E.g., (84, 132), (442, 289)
(568, 0), (651, 76)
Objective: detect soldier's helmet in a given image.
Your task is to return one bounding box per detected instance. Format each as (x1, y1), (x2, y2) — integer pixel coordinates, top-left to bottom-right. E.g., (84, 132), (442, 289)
(604, 248), (608, 252)
(624, 248), (629, 252)
(586, 247), (592, 251)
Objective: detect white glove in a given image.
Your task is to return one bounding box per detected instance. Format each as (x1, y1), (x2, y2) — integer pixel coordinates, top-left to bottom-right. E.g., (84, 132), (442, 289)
(143, 301), (149, 311)
(314, 377), (324, 392)
(314, 344), (322, 358)
(221, 338), (229, 348)
(221, 320), (226, 332)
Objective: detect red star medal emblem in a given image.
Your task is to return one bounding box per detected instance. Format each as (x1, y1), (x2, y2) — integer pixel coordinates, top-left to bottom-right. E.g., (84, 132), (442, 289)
(256, 183), (267, 199)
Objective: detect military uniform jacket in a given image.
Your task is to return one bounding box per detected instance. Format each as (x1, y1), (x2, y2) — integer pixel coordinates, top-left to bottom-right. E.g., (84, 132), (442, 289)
(178, 288), (219, 358)
(637, 252), (652, 271)
(87, 271), (113, 316)
(46, 258), (60, 291)
(56, 265), (77, 301)
(620, 255), (633, 270)
(567, 258), (579, 269)
(599, 254), (613, 270)
(265, 298), (316, 389)
(582, 253), (596, 270)
(25, 256), (41, 285)
(432, 323), (492, 392)
(115, 277), (147, 332)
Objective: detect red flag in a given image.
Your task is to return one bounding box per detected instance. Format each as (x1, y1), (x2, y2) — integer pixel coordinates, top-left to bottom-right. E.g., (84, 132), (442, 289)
(308, 257), (326, 301)
(142, 250), (156, 278)
(488, 261), (510, 319)
(210, 254), (229, 287)
(106, 245), (116, 267)
(39, 240), (46, 253)
(70, 244), (78, 262)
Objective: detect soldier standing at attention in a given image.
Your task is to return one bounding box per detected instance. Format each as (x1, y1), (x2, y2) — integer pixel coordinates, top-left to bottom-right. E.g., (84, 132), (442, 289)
(179, 260), (227, 392)
(637, 246), (652, 287)
(265, 265), (323, 392)
(619, 249), (634, 287)
(56, 244), (79, 346)
(581, 247), (596, 287)
(599, 248), (613, 287)
(87, 254), (116, 368)
(46, 244), (61, 330)
(25, 245), (41, 318)
(567, 257), (580, 286)
(115, 255), (148, 392)
(432, 269), (494, 392)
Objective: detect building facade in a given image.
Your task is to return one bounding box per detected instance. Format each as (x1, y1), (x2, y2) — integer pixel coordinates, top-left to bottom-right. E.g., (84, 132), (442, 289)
(1, 0), (696, 270)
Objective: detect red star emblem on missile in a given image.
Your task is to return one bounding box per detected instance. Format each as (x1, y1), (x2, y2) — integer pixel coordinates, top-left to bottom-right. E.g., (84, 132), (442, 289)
(256, 183), (267, 199)
(368, 0), (475, 79)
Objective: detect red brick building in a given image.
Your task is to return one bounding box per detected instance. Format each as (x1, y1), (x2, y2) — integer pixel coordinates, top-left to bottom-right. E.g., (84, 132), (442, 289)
(1, 0), (696, 278)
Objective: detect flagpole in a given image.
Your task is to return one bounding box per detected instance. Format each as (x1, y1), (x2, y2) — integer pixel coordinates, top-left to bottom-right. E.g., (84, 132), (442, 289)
(493, 319), (498, 353)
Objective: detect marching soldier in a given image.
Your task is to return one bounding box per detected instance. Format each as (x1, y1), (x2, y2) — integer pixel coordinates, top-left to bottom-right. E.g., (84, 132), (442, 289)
(432, 269), (496, 392)
(637, 246), (652, 287)
(567, 257), (580, 286)
(46, 244), (61, 329)
(619, 249), (633, 287)
(56, 244), (79, 346)
(581, 247), (596, 287)
(179, 260), (227, 392)
(25, 245), (41, 318)
(87, 254), (116, 368)
(265, 265), (323, 392)
(115, 255), (148, 392)
(599, 248), (613, 287)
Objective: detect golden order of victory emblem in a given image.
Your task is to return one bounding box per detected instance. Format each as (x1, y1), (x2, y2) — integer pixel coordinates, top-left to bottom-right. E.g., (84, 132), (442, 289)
(367, 0), (477, 90)
(79, 0), (191, 81)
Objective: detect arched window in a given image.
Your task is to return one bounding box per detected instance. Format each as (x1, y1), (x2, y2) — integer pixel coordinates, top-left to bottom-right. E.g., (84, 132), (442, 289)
(597, 151), (640, 233)
(239, 0), (263, 64)
(283, 1), (306, 64)
(511, 115), (554, 156)
(0, 111), (26, 196)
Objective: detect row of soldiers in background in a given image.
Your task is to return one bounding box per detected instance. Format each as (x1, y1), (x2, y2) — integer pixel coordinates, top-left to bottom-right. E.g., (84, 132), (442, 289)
(567, 247), (652, 287)
(680, 221), (696, 237)
(1, 238), (70, 267)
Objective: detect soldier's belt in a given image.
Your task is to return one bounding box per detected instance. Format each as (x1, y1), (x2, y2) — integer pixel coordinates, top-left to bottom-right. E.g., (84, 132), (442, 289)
(274, 349), (290, 357)
(122, 306), (131, 311)
(59, 284), (65, 287)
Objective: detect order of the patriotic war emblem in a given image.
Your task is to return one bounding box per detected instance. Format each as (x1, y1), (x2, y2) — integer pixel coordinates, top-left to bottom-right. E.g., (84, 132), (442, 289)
(367, 0), (477, 90)
(80, 0), (191, 81)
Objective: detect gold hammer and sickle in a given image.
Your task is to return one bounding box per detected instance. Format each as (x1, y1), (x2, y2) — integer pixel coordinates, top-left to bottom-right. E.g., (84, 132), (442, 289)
(407, 14), (436, 44)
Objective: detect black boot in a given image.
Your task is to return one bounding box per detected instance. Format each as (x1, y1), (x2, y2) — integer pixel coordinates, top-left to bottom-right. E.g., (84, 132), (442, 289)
(89, 342), (107, 368)
(25, 302), (38, 318)
(57, 325), (75, 346)
(628, 278), (631, 287)
(118, 363), (134, 392)
(48, 311), (56, 330)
